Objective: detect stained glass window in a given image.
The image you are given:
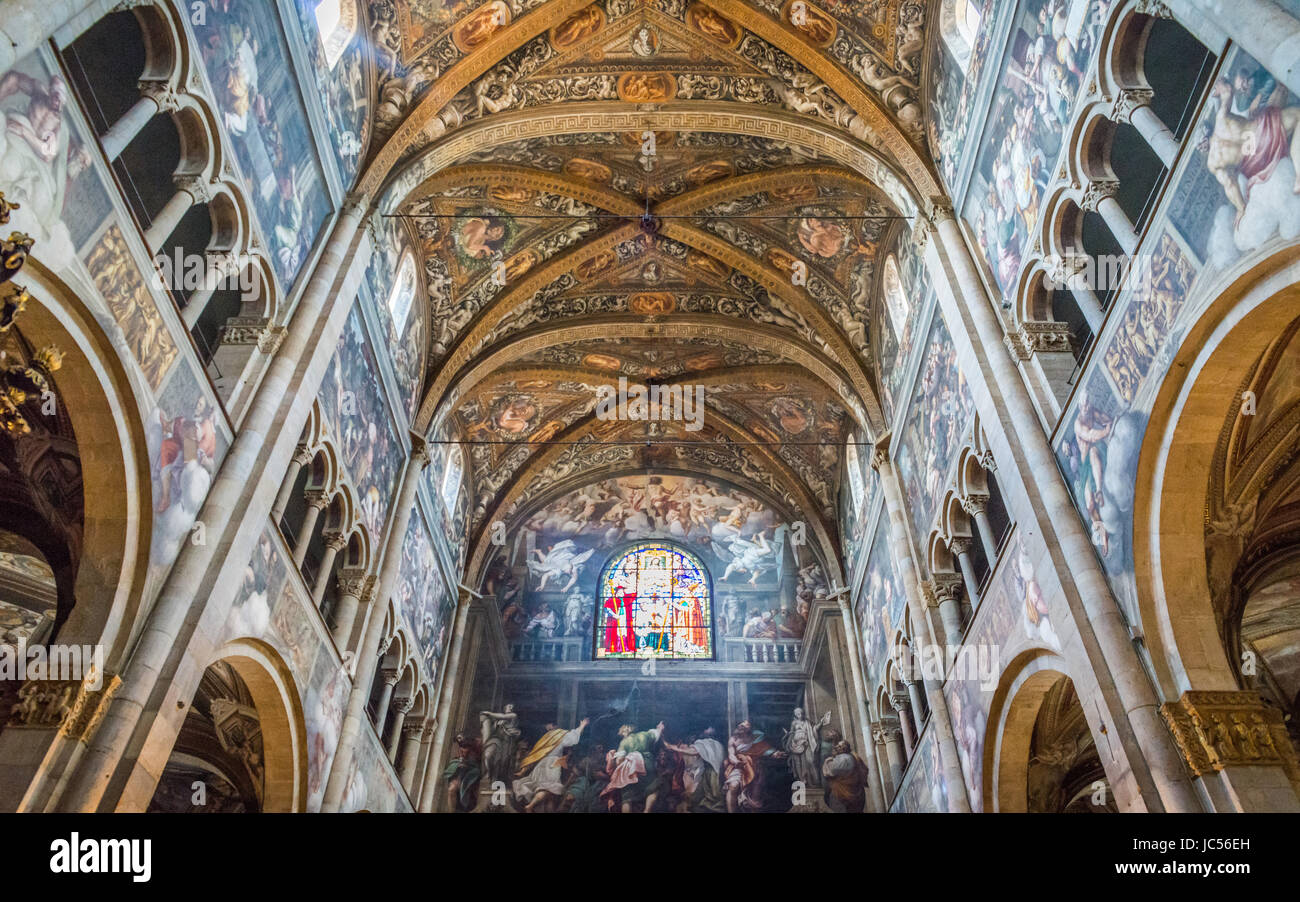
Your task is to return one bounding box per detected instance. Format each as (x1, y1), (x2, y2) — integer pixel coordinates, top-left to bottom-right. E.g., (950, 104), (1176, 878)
(595, 542), (713, 660)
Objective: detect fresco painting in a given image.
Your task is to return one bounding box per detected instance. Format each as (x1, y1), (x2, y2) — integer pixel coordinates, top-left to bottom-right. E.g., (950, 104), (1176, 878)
(1169, 48), (1300, 271)
(485, 474), (825, 658)
(193, 0), (331, 288)
(396, 509), (455, 682)
(304, 649), (350, 811)
(892, 725), (950, 812)
(146, 363), (226, 582)
(363, 212), (426, 420)
(967, 0), (1111, 295)
(319, 303), (403, 539)
(943, 530), (1058, 811)
(927, 0), (999, 189)
(877, 228), (933, 421)
(895, 310), (975, 543)
(855, 517), (904, 684)
(292, 0), (369, 185)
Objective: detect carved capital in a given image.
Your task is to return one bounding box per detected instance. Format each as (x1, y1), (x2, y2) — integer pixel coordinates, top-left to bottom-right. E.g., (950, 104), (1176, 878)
(337, 569), (370, 598)
(1134, 0), (1173, 18)
(218, 316), (272, 347)
(381, 667), (401, 687)
(1080, 178), (1119, 213)
(1111, 87), (1154, 124)
(403, 720), (425, 739)
(1005, 322), (1073, 360)
(175, 175), (215, 205)
(948, 536), (973, 556)
(409, 431), (431, 467)
(889, 692), (911, 713)
(394, 696), (415, 715)
(927, 196), (956, 225)
(977, 448), (997, 473)
(257, 326), (287, 355)
(324, 531), (350, 553)
(139, 80), (181, 113)
(931, 574), (964, 604)
(870, 447), (890, 472)
(960, 493), (989, 516)
(1160, 691), (1300, 778)
(304, 489), (330, 510)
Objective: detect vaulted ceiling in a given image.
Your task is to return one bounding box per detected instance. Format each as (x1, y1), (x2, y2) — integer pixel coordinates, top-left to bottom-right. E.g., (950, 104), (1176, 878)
(347, 0), (943, 584)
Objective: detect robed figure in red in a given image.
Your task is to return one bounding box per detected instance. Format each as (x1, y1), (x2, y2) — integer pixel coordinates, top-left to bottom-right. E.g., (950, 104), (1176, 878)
(603, 590), (637, 654)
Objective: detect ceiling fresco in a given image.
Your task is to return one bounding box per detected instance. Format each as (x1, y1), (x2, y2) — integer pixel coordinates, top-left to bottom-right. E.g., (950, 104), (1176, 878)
(337, 0), (942, 584)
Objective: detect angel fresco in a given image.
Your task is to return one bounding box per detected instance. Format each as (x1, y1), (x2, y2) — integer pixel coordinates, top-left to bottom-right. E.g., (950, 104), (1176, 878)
(528, 540), (595, 592)
(454, 213), (509, 260)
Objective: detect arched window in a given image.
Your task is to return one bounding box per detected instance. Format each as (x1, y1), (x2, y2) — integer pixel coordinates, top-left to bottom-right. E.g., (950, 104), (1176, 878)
(940, 0), (985, 74)
(845, 439), (865, 514)
(440, 445), (462, 513)
(387, 251), (417, 333)
(595, 542), (713, 660)
(314, 0), (358, 70)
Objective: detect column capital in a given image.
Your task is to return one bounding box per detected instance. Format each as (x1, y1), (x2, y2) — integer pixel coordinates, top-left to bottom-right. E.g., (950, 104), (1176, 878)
(930, 574), (964, 604)
(1160, 690), (1300, 778)
(926, 195), (956, 225)
(409, 432), (431, 467)
(1111, 87), (1155, 124)
(393, 696), (415, 715)
(341, 193), (373, 218)
(889, 692), (911, 712)
(175, 174), (215, 205)
(217, 316), (272, 347)
(1004, 322), (1073, 360)
(1079, 178), (1119, 213)
(303, 489), (331, 510)
(947, 535), (973, 556)
(1134, 0), (1172, 18)
(376, 636), (393, 657)
(959, 493), (989, 516)
(381, 667), (401, 687)
(337, 568), (370, 598)
(139, 80), (182, 112)
(977, 448), (997, 473)
(402, 720), (425, 739)
(323, 531), (350, 553)
(291, 444), (316, 468)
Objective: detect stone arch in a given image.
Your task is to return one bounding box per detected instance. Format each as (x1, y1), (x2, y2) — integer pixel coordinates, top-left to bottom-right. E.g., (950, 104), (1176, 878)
(16, 262), (152, 667)
(1135, 249), (1300, 697)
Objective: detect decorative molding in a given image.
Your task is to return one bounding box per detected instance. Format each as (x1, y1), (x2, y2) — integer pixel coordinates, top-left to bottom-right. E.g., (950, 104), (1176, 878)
(1160, 691), (1300, 778)
(1111, 87), (1154, 125)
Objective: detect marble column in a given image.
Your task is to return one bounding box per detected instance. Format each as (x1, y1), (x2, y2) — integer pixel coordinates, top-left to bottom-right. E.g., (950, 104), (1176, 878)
(961, 495), (998, 564)
(871, 724), (894, 802)
(929, 577), (966, 648)
(926, 201), (1200, 811)
(415, 720), (439, 812)
(320, 436), (430, 812)
(373, 669), (400, 736)
(881, 720), (906, 790)
(311, 532), (347, 609)
(270, 447), (313, 525)
(397, 721), (425, 793)
(1081, 178), (1139, 256)
(905, 679), (926, 730)
(949, 536), (981, 604)
(1112, 87), (1180, 169)
(100, 82), (180, 161)
(330, 570), (368, 649)
(57, 196), (371, 813)
(292, 491), (329, 568)
(143, 176), (212, 253)
(385, 696), (413, 763)
(892, 693), (916, 758)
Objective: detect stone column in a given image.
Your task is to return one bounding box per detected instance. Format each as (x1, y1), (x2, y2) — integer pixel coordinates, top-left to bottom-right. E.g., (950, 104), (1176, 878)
(373, 669), (399, 736)
(56, 195), (372, 813)
(1112, 87), (1180, 169)
(415, 720), (439, 812)
(143, 176), (212, 253)
(397, 721), (425, 793)
(385, 696), (413, 763)
(425, 591), (480, 811)
(892, 693), (916, 758)
(837, 597), (882, 766)
(871, 724), (895, 802)
(962, 494), (1000, 564)
(928, 577), (966, 647)
(182, 253), (245, 330)
(948, 536), (981, 604)
(100, 81), (179, 161)
(270, 447), (313, 525)
(905, 679), (926, 730)
(320, 435), (430, 813)
(292, 490), (329, 568)
(1047, 255), (1104, 333)
(331, 569), (368, 649)
(926, 201), (1201, 811)
(880, 720), (906, 790)
(1081, 178), (1139, 256)
(311, 532), (347, 609)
